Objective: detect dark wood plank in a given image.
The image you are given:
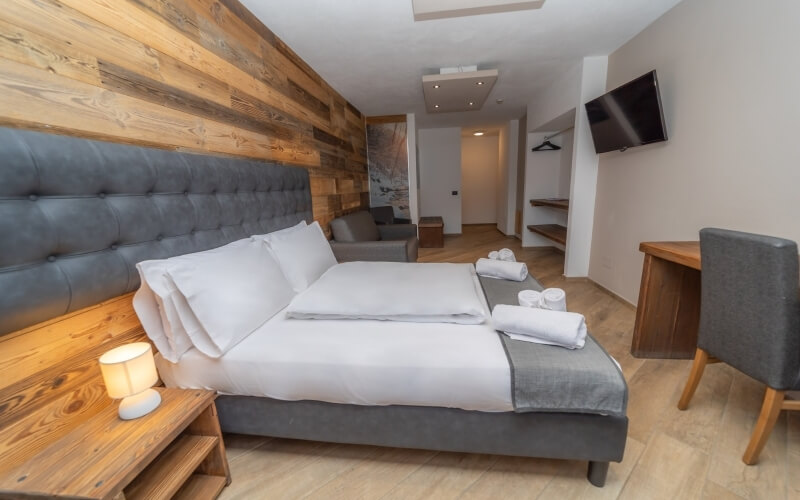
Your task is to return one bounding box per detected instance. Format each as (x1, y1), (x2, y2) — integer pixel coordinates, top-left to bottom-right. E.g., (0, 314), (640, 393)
(527, 224), (567, 245)
(530, 198), (570, 211)
(98, 59), (297, 141)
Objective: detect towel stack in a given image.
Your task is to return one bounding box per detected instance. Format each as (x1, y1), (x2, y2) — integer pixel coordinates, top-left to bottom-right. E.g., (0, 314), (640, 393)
(517, 288), (567, 311)
(492, 305), (587, 349)
(488, 248), (516, 262)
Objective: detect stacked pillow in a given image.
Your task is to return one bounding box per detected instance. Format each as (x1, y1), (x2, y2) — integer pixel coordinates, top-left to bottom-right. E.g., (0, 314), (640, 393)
(134, 220), (338, 362)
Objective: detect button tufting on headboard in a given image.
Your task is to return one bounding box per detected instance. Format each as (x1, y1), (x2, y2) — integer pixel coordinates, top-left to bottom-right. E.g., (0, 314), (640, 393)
(0, 127), (312, 336)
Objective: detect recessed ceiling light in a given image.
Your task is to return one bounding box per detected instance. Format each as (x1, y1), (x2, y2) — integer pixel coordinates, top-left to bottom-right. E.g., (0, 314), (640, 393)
(434, 104), (439, 108)
(473, 131), (484, 136)
(496, 98), (504, 104)
(469, 101), (474, 106)
(476, 81), (485, 86)
(433, 84), (440, 89)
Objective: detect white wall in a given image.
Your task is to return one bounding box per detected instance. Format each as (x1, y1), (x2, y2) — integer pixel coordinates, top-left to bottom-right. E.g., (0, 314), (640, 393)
(406, 113), (420, 224)
(497, 119), (519, 235)
(589, 0), (800, 303)
(515, 115), (527, 236)
(564, 56), (607, 277)
(497, 125), (509, 232)
(462, 135), (499, 224)
(418, 127), (462, 233)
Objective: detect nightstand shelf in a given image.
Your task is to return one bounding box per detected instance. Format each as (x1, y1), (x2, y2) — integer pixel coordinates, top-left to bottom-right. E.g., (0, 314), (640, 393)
(125, 434), (220, 500)
(0, 388), (230, 500)
(173, 474), (229, 500)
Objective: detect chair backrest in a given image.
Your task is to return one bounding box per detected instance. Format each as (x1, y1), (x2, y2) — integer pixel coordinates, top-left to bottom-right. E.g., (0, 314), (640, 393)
(330, 211), (381, 242)
(698, 227), (800, 389)
(370, 206), (395, 225)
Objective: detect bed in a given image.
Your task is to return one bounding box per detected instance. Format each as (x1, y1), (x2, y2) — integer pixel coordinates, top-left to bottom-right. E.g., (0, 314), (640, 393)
(0, 127), (627, 487)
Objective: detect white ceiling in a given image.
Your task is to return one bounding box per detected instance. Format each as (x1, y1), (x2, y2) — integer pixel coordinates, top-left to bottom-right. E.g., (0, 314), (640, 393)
(241, 0), (682, 129)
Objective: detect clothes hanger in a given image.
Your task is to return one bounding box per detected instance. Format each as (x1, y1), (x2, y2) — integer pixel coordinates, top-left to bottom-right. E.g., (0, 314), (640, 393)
(531, 139), (561, 151)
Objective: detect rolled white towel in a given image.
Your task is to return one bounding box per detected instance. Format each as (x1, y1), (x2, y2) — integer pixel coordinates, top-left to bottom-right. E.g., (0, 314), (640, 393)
(492, 304), (587, 349)
(488, 250), (500, 260)
(476, 258), (528, 282)
(538, 288), (567, 312)
(498, 248), (516, 262)
(518, 289), (542, 308)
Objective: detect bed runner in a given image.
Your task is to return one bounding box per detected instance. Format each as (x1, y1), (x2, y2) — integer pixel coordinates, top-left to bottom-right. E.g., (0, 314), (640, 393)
(478, 275), (628, 417)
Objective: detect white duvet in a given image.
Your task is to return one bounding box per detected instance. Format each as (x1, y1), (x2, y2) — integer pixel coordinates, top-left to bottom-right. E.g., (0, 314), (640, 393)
(285, 261), (486, 324)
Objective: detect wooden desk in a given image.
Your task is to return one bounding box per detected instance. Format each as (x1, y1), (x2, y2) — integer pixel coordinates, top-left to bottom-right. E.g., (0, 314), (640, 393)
(632, 241), (702, 359)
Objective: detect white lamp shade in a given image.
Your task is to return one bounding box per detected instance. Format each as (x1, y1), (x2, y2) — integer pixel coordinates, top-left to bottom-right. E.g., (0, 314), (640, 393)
(99, 342), (158, 399)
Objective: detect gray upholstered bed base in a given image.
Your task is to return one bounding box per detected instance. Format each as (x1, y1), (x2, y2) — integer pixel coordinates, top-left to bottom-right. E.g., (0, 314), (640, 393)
(216, 396), (626, 487)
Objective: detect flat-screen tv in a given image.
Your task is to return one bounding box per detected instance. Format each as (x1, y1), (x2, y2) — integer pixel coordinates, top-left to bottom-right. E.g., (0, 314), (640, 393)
(584, 70), (667, 153)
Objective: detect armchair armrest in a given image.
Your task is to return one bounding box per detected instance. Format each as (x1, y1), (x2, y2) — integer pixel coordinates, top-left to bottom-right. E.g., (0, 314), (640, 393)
(330, 240), (412, 263)
(378, 224), (417, 240)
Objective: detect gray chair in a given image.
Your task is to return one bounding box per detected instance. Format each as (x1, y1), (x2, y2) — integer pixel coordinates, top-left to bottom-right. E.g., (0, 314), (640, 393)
(678, 227), (800, 465)
(329, 211), (418, 262)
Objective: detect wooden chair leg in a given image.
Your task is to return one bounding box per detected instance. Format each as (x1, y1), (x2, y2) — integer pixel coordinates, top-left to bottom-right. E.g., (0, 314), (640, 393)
(742, 387), (785, 465)
(677, 348), (709, 410)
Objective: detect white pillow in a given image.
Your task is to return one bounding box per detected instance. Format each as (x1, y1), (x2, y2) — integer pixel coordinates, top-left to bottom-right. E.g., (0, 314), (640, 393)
(134, 238), (251, 362)
(251, 220), (307, 243)
(266, 221), (338, 292)
(166, 240), (295, 358)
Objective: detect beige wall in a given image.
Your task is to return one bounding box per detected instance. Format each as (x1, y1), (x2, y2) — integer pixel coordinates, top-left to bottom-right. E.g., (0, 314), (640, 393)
(589, 0), (800, 303)
(462, 135), (499, 224)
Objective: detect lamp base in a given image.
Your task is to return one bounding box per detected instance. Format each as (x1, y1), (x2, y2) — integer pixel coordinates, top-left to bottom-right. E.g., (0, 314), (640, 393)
(118, 388), (162, 420)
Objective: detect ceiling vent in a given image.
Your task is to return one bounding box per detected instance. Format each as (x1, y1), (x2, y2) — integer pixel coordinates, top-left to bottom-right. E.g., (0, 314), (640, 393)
(412, 0), (545, 21)
(422, 68), (498, 113)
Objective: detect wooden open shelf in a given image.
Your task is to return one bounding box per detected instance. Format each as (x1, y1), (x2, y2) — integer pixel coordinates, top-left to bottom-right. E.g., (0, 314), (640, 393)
(125, 434), (219, 500)
(530, 198), (569, 211)
(527, 224), (567, 245)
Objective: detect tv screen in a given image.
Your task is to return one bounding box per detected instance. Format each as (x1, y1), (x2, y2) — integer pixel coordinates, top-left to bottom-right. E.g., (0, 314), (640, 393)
(584, 70), (667, 153)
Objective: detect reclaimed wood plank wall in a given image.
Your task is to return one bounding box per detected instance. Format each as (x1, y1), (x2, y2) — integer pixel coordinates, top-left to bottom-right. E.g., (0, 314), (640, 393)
(0, 0), (368, 474)
(0, 0), (369, 232)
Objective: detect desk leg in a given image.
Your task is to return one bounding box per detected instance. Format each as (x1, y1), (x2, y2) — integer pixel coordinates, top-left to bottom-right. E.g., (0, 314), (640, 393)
(632, 254), (701, 359)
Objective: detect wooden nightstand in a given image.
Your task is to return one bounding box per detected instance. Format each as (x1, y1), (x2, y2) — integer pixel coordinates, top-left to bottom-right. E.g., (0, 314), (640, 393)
(0, 388), (230, 499)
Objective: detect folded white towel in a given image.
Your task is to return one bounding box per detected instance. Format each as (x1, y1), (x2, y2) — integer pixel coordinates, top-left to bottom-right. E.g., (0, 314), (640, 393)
(492, 304), (587, 349)
(476, 258), (528, 282)
(517, 289), (542, 308)
(498, 248), (516, 262)
(488, 250), (500, 260)
(538, 288), (567, 312)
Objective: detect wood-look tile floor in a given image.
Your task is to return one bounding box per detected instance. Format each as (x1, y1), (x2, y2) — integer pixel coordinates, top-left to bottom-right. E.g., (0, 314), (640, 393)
(219, 225), (797, 499)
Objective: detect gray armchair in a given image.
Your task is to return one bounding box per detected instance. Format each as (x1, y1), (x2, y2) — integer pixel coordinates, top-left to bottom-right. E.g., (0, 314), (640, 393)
(329, 211), (418, 262)
(677, 228), (800, 465)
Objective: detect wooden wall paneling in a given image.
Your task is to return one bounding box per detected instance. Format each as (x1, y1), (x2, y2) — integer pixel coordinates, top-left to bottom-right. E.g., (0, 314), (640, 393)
(0, 0), (369, 478)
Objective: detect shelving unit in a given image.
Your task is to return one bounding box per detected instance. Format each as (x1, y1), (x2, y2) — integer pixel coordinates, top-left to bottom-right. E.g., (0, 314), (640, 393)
(527, 198), (569, 245)
(527, 224), (567, 245)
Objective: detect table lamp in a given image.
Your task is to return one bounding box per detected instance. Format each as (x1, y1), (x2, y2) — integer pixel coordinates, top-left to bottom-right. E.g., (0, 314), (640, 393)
(99, 342), (161, 420)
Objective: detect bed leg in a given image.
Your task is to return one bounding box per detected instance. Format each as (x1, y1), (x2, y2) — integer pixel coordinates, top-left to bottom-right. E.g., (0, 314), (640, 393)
(587, 461), (609, 487)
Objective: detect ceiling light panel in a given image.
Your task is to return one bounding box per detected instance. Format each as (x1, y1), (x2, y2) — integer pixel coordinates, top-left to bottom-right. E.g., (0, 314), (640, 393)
(422, 69), (498, 113)
(412, 0), (545, 21)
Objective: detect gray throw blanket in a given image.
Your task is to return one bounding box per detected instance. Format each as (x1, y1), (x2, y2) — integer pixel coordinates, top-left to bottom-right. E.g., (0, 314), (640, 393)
(479, 274), (628, 417)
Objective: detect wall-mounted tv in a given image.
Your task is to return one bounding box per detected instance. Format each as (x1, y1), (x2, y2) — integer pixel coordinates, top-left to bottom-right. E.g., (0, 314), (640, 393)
(584, 70), (667, 154)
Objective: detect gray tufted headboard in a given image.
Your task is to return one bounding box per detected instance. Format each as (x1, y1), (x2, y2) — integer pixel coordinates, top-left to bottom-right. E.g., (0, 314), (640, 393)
(0, 127), (312, 336)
